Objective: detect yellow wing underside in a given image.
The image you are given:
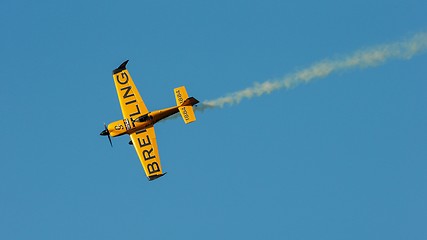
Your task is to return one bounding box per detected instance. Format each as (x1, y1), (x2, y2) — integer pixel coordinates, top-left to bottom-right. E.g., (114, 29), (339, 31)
(112, 60), (148, 120)
(112, 61), (164, 180)
(130, 127), (165, 180)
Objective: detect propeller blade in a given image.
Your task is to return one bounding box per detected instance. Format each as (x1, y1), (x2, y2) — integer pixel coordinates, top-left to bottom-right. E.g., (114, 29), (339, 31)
(107, 134), (113, 147)
(101, 123), (113, 147)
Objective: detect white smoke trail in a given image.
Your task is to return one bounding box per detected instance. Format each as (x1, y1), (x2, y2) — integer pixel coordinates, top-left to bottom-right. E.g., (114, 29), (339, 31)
(198, 32), (427, 110)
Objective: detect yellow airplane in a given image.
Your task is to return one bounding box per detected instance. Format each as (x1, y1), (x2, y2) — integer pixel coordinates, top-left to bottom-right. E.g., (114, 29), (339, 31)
(100, 60), (199, 181)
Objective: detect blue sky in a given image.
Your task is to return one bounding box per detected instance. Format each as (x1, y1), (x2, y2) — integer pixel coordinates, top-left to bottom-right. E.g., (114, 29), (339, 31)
(1, 0), (426, 239)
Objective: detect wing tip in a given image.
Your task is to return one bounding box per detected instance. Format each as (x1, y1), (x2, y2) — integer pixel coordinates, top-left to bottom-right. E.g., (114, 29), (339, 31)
(148, 172), (167, 181)
(113, 60), (129, 74)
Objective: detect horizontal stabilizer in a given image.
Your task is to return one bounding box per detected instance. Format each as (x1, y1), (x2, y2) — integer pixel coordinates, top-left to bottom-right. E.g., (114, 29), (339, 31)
(174, 86), (198, 124)
(178, 106), (196, 124)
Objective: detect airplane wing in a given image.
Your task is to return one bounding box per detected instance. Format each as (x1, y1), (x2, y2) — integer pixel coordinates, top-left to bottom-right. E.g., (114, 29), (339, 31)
(130, 126), (166, 181)
(112, 60), (149, 120)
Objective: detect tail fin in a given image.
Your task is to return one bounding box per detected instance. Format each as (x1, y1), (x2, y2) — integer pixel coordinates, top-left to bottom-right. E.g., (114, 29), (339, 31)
(174, 86), (199, 124)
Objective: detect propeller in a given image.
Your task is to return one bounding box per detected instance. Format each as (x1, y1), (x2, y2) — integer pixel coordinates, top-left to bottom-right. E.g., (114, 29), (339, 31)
(100, 123), (113, 147)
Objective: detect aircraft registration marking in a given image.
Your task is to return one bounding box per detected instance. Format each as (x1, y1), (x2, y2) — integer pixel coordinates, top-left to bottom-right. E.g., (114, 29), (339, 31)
(175, 89), (184, 104)
(181, 107), (190, 121)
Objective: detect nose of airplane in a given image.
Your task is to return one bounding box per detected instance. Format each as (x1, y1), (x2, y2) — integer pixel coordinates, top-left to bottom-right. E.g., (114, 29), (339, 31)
(100, 129), (109, 136)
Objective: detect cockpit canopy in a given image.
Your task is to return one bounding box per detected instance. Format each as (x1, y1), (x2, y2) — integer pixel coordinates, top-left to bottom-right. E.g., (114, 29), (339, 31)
(134, 113), (153, 123)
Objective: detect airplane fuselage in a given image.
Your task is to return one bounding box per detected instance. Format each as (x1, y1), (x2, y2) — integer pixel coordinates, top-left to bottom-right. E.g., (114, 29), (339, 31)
(105, 106), (180, 137)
